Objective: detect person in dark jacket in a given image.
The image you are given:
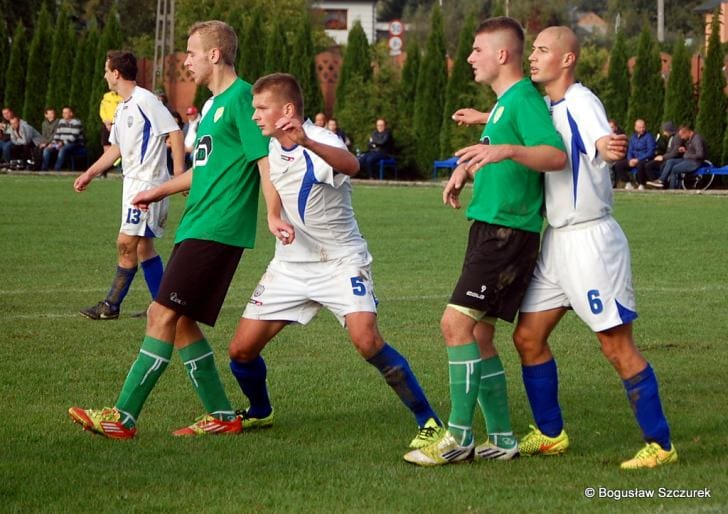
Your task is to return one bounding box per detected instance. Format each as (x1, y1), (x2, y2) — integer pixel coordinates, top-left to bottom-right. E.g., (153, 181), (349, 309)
(358, 118), (394, 179)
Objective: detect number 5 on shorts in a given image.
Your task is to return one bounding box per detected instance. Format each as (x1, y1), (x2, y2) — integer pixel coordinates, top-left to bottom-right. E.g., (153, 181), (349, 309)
(350, 276), (367, 296)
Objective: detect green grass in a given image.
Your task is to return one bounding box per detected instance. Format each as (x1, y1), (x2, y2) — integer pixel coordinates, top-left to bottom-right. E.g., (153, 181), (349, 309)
(1, 175), (727, 513)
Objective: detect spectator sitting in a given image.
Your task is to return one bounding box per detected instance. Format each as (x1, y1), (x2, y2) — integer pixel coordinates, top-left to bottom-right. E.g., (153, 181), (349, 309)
(358, 117), (394, 179)
(30, 108), (61, 170)
(647, 124), (707, 189)
(314, 111), (327, 127)
(0, 107), (16, 164)
(327, 118), (352, 151)
(5, 116), (43, 165)
(636, 121), (681, 190)
(41, 106), (85, 171)
(612, 118), (655, 189)
(183, 106), (201, 167)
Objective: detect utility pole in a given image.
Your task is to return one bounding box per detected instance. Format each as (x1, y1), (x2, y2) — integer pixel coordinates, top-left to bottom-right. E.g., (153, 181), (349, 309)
(153, 0), (175, 92)
(657, 0), (665, 42)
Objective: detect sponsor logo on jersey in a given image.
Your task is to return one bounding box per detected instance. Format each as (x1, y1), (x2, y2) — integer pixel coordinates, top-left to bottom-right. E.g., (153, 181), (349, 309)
(280, 155), (294, 162)
(214, 107), (224, 122)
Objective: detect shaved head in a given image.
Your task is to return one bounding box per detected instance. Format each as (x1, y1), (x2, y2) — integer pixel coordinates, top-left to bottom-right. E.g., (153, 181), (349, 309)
(539, 26), (580, 60)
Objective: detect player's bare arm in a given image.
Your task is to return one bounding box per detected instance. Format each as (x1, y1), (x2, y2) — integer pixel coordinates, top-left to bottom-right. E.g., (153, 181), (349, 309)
(167, 129), (187, 176)
(455, 143), (566, 174)
(451, 108), (489, 126)
(277, 115), (359, 175)
(132, 169), (193, 211)
(73, 145), (122, 192)
(596, 133), (628, 164)
(257, 155), (295, 245)
(442, 164), (470, 209)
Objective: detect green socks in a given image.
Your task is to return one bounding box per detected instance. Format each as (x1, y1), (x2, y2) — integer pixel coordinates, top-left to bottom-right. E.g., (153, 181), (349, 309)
(447, 343), (482, 446)
(115, 336), (173, 428)
(179, 339), (236, 422)
(478, 355), (516, 449)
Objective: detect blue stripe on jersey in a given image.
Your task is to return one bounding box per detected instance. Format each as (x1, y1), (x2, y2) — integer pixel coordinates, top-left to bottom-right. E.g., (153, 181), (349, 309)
(138, 106), (152, 164)
(566, 109), (586, 206)
(297, 151), (319, 224)
(616, 299), (638, 324)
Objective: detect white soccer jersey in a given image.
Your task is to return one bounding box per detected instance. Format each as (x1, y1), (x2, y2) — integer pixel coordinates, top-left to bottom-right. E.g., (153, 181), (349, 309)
(269, 120), (369, 262)
(544, 83), (614, 228)
(110, 86), (179, 183)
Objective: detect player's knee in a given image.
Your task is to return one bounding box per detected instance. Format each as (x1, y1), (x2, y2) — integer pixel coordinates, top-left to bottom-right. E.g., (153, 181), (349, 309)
(146, 302), (177, 329)
(228, 338), (258, 362)
(351, 331), (382, 359)
(512, 325), (543, 361)
(116, 238), (138, 260)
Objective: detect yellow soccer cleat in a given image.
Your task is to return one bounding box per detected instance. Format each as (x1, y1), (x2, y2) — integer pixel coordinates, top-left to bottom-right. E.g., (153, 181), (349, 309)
(404, 430), (474, 467)
(519, 424), (569, 456)
(409, 417), (446, 449)
(620, 442), (678, 469)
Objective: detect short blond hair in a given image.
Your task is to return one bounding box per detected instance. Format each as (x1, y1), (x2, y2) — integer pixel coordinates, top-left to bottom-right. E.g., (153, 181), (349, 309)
(188, 20), (237, 66)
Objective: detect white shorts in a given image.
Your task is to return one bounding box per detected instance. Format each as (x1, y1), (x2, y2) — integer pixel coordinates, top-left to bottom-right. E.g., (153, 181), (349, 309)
(243, 252), (377, 326)
(520, 216), (638, 332)
(120, 176), (169, 238)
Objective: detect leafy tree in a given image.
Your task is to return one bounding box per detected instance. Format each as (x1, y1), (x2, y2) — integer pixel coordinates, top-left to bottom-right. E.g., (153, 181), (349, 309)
(413, 4), (447, 176)
(4, 23), (28, 113)
(22, 3), (53, 127)
(288, 14), (323, 118)
(46, 7), (75, 112)
(440, 13), (482, 160)
(264, 17), (291, 75)
(575, 44), (609, 98)
(237, 4), (266, 83)
(696, 11), (727, 164)
(68, 33), (89, 122)
(662, 35), (694, 127)
(77, 27), (99, 126)
(335, 21), (371, 115)
(603, 29), (629, 126)
(626, 26), (664, 134)
(392, 39), (421, 173)
(722, 109), (728, 165)
(335, 74), (375, 153)
(0, 20), (8, 104)
(87, 7), (123, 158)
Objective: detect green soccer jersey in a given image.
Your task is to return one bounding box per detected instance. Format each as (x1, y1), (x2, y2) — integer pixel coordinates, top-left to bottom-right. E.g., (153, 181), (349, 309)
(174, 78), (269, 248)
(466, 78), (565, 233)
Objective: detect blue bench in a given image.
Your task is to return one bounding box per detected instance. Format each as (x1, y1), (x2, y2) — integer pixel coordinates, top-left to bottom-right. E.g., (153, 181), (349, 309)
(681, 162), (728, 191)
(433, 157), (459, 180)
(378, 157), (397, 180)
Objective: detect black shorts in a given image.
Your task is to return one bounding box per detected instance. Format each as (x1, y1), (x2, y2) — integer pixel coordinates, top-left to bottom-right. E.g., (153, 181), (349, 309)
(450, 221), (540, 323)
(100, 124), (111, 146)
(156, 239), (244, 326)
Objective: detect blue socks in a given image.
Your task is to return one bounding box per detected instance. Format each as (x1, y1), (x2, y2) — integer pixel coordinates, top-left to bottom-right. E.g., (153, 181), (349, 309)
(367, 343), (440, 427)
(230, 356), (272, 418)
(623, 364), (672, 451)
(141, 255), (164, 299)
(522, 359), (563, 437)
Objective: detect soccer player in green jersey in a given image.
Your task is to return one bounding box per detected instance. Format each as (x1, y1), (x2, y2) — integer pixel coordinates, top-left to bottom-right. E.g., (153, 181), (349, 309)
(68, 20), (293, 438)
(404, 17), (567, 466)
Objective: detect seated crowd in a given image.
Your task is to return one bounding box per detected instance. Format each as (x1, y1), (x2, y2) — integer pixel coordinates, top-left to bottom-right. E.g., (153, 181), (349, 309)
(0, 105), (85, 171)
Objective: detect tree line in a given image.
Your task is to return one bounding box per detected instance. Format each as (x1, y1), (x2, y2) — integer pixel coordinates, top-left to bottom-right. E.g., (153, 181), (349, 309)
(1, 2), (726, 173)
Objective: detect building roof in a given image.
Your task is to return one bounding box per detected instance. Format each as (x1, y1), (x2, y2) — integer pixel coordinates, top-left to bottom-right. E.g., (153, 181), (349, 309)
(694, 0), (725, 13)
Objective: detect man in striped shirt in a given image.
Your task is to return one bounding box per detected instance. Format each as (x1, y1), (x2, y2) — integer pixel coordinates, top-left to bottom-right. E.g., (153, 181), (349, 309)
(41, 106), (85, 171)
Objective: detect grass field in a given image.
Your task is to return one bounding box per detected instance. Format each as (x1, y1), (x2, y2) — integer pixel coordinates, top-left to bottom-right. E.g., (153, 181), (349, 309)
(1, 174), (727, 513)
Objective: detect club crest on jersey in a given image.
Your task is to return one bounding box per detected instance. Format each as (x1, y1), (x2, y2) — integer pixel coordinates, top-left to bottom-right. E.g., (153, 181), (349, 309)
(127, 116), (134, 127)
(253, 284), (265, 297)
(492, 106), (505, 124)
(214, 107), (224, 122)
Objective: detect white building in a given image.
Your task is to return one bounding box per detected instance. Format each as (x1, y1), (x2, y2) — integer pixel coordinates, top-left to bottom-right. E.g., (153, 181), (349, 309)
(311, 0), (378, 44)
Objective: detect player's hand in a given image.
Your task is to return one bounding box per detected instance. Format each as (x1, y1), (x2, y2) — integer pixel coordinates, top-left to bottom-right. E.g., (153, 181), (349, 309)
(275, 116), (308, 146)
(451, 108), (489, 126)
(454, 143), (511, 174)
(132, 189), (159, 212)
(73, 171), (93, 192)
(442, 165), (469, 209)
(603, 133), (628, 162)
(269, 217), (295, 245)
